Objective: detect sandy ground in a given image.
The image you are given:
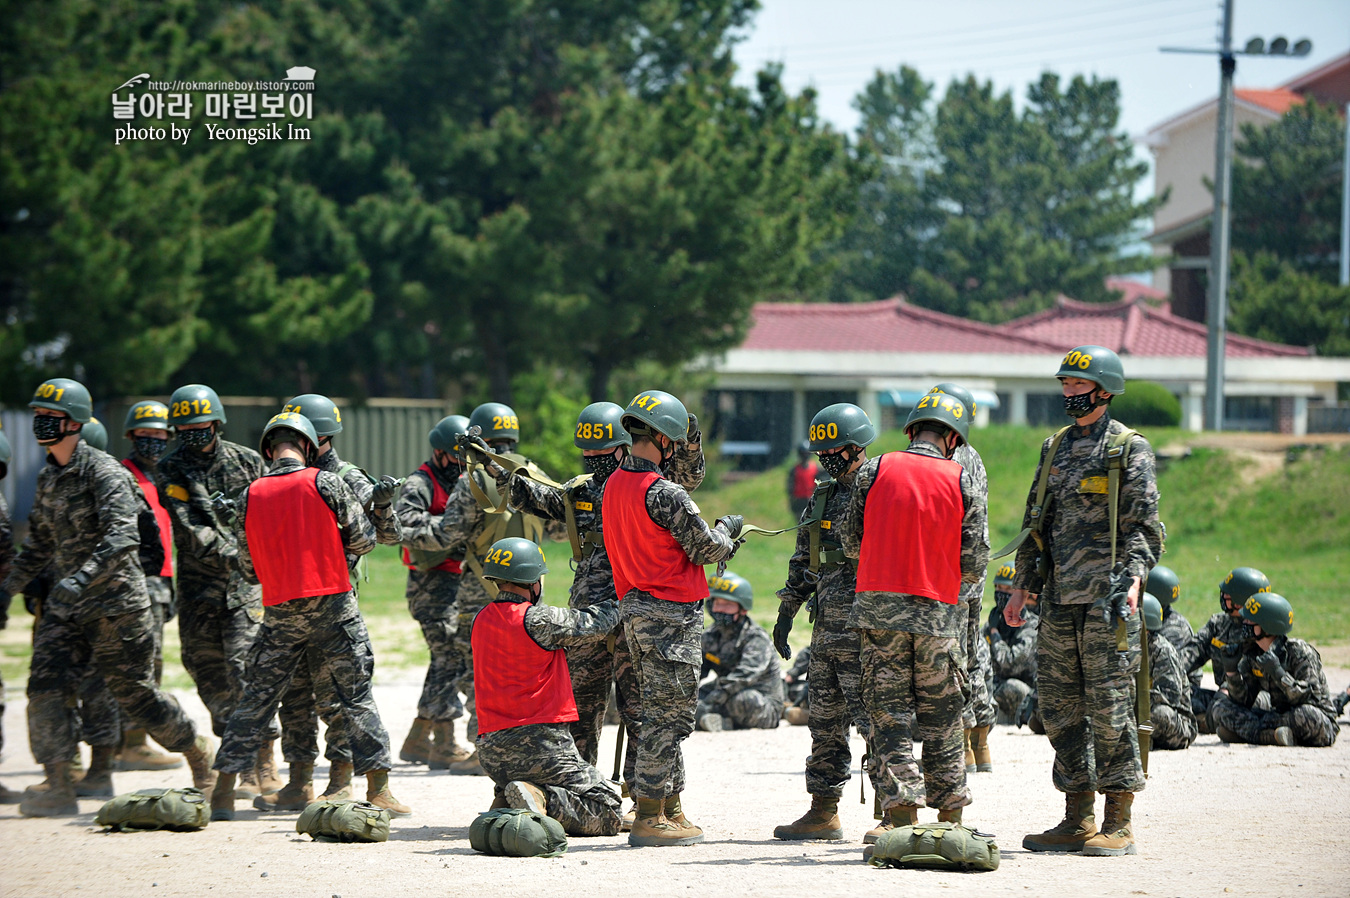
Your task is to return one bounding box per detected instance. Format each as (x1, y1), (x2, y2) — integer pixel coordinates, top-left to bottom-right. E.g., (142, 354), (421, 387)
(3, 670), (1349, 898)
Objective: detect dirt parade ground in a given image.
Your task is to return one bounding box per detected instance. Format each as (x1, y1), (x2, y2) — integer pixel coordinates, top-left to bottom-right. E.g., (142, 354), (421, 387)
(2, 668), (1349, 898)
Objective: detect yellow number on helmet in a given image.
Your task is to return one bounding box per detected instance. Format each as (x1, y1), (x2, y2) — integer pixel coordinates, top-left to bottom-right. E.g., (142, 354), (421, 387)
(1078, 353), (1093, 370)
(1245, 597), (1261, 614)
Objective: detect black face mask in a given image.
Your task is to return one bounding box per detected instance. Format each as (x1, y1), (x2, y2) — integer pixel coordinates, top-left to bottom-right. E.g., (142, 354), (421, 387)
(178, 427), (216, 451)
(710, 611), (740, 629)
(33, 415), (68, 445)
(1241, 622), (1259, 645)
(134, 435), (168, 462)
(819, 449), (853, 479)
(1063, 390), (1100, 419)
(583, 451), (621, 480)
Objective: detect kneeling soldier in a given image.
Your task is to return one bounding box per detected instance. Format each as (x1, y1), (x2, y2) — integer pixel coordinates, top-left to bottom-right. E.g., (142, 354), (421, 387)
(472, 537), (623, 835)
(211, 413), (407, 820)
(697, 572), (783, 732)
(1141, 594), (1197, 750)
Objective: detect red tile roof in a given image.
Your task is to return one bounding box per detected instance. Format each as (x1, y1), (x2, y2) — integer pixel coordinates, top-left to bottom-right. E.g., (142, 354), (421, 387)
(1005, 296), (1311, 358)
(1105, 278), (1167, 305)
(1235, 88), (1304, 116)
(741, 299), (1063, 354)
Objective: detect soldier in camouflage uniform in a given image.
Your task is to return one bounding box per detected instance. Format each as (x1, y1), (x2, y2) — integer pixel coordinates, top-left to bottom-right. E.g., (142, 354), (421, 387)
(842, 393), (988, 841)
(210, 413), (408, 821)
(0, 426), (19, 803)
(472, 537), (623, 836)
(395, 414), (471, 769)
(987, 564), (1039, 725)
(257, 393), (404, 810)
(697, 572), (783, 731)
(772, 402), (875, 841)
(1211, 593), (1338, 747)
(5, 379), (214, 817)
(156, 383), (277, 799)
(1183, 567), (1268, 730)
(603, 390), (739, 847)
(1146, 564), (1205, 724)
(1007, 347), (1162, 857)
(1141, 594), (1196, 750)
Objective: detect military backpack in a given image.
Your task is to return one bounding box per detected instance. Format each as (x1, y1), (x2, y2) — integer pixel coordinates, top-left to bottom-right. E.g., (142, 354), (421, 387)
(866, 822), (1000, 872)
(469, 807), (568, 858)
(295, 799), (391, 843)
(95, 787), (210, 832)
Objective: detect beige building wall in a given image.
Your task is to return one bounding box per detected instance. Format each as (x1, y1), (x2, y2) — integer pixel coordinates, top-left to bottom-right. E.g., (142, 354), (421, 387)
(1151, 102), (1280, 232)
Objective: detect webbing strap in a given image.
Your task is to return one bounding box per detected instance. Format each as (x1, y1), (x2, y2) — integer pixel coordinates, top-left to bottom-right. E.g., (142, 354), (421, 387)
(805, 481), (836, 574)
(1107, 428), (1137, 653)
(560, 475), (594, 563)
(1138, 623), (1153, 777)
(990, 425), (1072, 559)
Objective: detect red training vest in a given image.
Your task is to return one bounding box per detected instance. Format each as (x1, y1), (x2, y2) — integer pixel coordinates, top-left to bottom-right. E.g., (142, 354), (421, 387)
(791, 463), (819, 500)
(244, 469), (351, 606)
(122, 458), (174, 578)
(472, 599), (578, 736)
(602, 466), (708, 604)
(856, 451), (964, 604)
(400, 463), (464, 574)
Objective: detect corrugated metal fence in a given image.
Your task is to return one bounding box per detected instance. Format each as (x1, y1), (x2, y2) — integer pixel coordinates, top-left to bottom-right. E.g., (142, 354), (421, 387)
(1, 398), (451, 524)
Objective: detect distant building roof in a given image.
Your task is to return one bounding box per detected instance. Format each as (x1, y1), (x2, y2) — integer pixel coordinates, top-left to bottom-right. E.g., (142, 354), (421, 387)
(1233, 87), (1304, 116)
(1105, 278), (1167, 305)
(1005, 295), (1312, 359)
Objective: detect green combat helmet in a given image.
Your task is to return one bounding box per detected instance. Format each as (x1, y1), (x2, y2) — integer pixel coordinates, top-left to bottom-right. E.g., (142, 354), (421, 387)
(429, 414), (471, 453)
(621, 390), (689, 443)
(259, 411), (319, 463)
(1147, 565), (1180, 607)
(574, 402), (631, 450)
(1055, 345), (1126, 394)
(1219, 566), (1269, 614)
(707, 571), (753, 612)
(994, 564), (1016, 589)
(283, 393), (343, 437)
(1241, 591), (1293, 637)
(123, 400), (171, 434)
(168, 384), (227, 425)
(29, 377), (93, 423)
(1141, 593), (1164, 632)
(481, 537), (548, 584)
(928, 382), (977, 416)
(469, 402), (520, 446)
(904, 392), (970, 446)
(82, 417), (109, 452)
(808, 403), (876, 452)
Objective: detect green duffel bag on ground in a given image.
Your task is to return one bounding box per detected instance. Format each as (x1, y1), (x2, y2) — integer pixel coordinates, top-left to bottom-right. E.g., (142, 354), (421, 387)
(469, 808), (568, 858)
(866, 822), (1000, 872)
(295, 799), (391, 843)
(95, 788), (209, 832)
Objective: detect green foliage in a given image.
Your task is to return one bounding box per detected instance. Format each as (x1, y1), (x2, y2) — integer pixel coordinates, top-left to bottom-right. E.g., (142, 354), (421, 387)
(1110, 381), (1181, 428)
(1229, 250), (1350, 356)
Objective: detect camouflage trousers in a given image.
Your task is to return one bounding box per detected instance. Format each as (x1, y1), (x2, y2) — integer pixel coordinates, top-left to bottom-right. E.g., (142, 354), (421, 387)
(804, 646), (869, 799)
(859, 629), (970, 812)
(178, 589), (271, 738)
(698, 690), (782, 730)
(407, 570), (462, 722)
(1151, 703), (1198, 750)
(567, 626), (641, 785)
(76, 597), (172, 746)
(1037, 602), (1144, 794)
(993, 678), (1035, 725)
(451, 593), (491, 740)
(1192, 685), (1218, 719)
(478, 722), (622, 836)
(27, 606), (198, 766)
(962, 636), (996, 728)
(215, 592), (392, 775)
(277, 644), (350, 765)
(621, 594), (701, 801)
(1210, 694), (1338, 747)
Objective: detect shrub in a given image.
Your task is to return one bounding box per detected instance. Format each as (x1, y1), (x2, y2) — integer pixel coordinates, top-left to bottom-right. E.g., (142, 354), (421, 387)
(1111, 380), (1181, 427)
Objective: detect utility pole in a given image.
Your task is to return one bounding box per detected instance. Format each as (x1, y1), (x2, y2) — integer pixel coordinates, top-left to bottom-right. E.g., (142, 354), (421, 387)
(1341, 100), (1349, 287)
(1205, 0), (1235, 432)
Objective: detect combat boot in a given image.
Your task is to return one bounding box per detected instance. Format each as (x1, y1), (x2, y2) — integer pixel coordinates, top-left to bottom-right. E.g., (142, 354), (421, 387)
(620, 803), (637, 832)
(863, 805), (918, 845)
(255, 740), (284, 795)
(366, 769), (412, 817)
(446, 752), (485, 776)
(399, 717), (433, 764)
(1215, 723), (1242, 743)
(116, 729), (183, 771)
(235, 765), (262, 799)
(1082, 792), (1136, 856)
(317, 761), (354, 801)
(971, 725), (993, 773)
(783, 706), (809, 726)
(629, 797), (703, 847)
(0, 781), (21, 803)
(1259, 727), (1295, 746)
(697, 712), (724, 733)
(773, 795), (844, 841)
(182, 735), (218, 796)
(75, 745), (116, 798)
(505, 781), (548, 815)
(253, 762), (315, 811)
(1023, 791), (1097, 853)
(937, 807), (962, 824)
(19, 763), (78, 817)
(964, 729), (976, 773)
(211, 773), (237, 821)
(428, 720), (473, 769)
(663, 792), (694, 827)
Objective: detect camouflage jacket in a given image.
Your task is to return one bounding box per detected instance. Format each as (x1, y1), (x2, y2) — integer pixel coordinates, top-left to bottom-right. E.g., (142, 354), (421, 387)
(156, 437), (264, 586)
(842, 441), (989, 637)
(233, 457), (377, 593)
(319, 447), (402, 546)
(664, 417), (707, 493)
(394, 461), (465, 618)
(1184, 612), (1248, 688)
(123, 454), (168, 584)
(1228, 636), (1337, 717)
(1157, 605), (1202, 690)
(0, 492), (12, 627)
(776, 469), (860, 654)
(516, 595), (621, 650)
(1149, 635), (1194, 722)
(4, 441), (149, 622)
(987, 611), (1038, 685)
(701, 617), (784, 703)
(1012, 413), (1163, 604)
(955, 442), (990, 662)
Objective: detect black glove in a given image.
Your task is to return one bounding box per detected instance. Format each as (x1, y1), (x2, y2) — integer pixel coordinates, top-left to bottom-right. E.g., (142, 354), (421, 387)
(370, 475), (402, 508)
(715, 514), (744, 539)
(1215, 647), (1244, 680)
(686, 413), (700, 443)
(1250, 649), (1288, 682)
(773, 604), (794, 660)
(1334, 690), (1350, 718)
(1014, 691), (1038, 729)
(50, 570), (92, 606)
